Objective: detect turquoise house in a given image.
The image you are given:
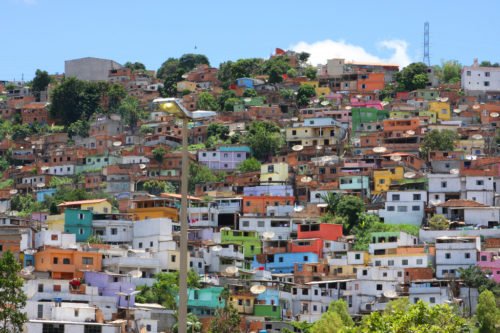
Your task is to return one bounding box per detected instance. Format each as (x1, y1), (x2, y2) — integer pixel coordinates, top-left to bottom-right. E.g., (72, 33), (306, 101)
(339, 175), (370, 198)
(64, 209), (93, 242)
(185, 287), (225, 316)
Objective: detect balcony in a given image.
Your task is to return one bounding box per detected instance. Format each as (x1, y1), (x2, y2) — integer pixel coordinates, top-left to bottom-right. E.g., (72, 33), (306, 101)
(103, 256), (160, 269)
(408, 286), (443, 294)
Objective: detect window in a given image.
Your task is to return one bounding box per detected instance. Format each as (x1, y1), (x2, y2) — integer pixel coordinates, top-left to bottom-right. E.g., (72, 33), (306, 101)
(292, 130), (297, 135)
(397, 206), (408, 212)
(38, 284), (44, 292)
(412, 205), (420, 211)
(430, 297), (436, 304)
(84, 326), (102, 333)
(171, 255), (176, 262)
(402, 259), (408, 266)
(82, 257), (93, 265)
(303, 256), (309, 261)
(397, 271), (403, 277)
(361, 84), (366, 89)
(138, 242), (143, 248)
(387, 206), (395, 212)
(485, 71), (490, 77)
(445, 253), (451, 259)
(242, 221), (249, 227)
(279, 257), (284, 262)
(355, 253), (361, 260)
(111, 228), (117, 235)
(466, 71), (471, 76)
(441, 181), (447, 188)
(413, 194), (421, 200)
(146, 325), (151, 332)
(150, 241), (153, 247)
(481, 255), (487, 261)
(51, 234), (58, 241)
(63, 258), (70, 265)
(414, 297), (420, 303)
(257, 221), (265, 228)
(376, 284), (382, 291)
(382, 272), (387, 277)
(416, 259), (423, 265)
(379, 179), (385, 184)
(79, 228), (84, 235)
(37, 304), (43, 319)
(465, 253), (470, 259)
(476, 180), (484, 186)
(78, 213), (84, 220)
(53, 285), (61, 292)
(53, 257), (59, 264)
(362, 270), (367, 276)
(388, 260), (394, 266)
(484, 81), (490, 87)
(375, 260), (381, 267)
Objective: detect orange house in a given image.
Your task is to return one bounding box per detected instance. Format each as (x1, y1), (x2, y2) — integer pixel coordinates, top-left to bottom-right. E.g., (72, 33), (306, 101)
(297, 223), (343, 241)
(34, 247), (102, 280)
(357, 72), (385, 92)
(242, 195), (294, 215)
(289, 238), (324, 258)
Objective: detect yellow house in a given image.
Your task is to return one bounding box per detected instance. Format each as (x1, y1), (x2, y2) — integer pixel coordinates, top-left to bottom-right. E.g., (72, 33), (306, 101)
(418, 110), (437, 124)
(57, 199), (112, 214)
(129, 197), (179, 221)
(428, 101), (451, 121)
(373, 166), (404, 194)
(459, 139), (485, 155)
(47, 214), (64, 232)
(229, 293), (255, 314)
(300, 81), (331, 96)
(260, 162), (289, 183)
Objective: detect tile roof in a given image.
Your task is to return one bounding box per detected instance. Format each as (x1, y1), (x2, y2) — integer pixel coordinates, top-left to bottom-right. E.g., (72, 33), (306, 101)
(437, 199), (488, 208)
(57, 199), (108, 207)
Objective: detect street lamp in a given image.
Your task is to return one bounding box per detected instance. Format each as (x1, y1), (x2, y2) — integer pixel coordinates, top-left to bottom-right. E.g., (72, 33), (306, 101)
(152, 98), (216, 333)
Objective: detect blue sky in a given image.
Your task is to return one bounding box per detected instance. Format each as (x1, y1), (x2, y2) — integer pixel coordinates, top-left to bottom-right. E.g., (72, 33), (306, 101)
(1, 0), (498, 80)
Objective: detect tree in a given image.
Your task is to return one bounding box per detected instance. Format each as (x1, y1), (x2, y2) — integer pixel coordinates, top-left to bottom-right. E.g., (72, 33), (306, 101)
(476, 289), (500, 333)
(217, 58), (264, 85)
(107, 83), (127, 112)
(458, 266), (498, 317)
(11, 124), (31, 140)
(237, 157), (261, 173)
(244, 121), (284, 160)
(280, 88), (295, 101)
(437, 60), (462, 84)
(242, 88), (257, 98)
(394, 62), (429, 91)
(152, 146), (167, 164)
(428, 214), (449, 230)
(178, 54), (210, 72)
(479, 61), (500, 67)
(217, 90), (236, 110)
(196, 92), (218, 111)
(118, 96), (143, 131)
(50, 77), (103, 125)
(311, 300), (353, 333)
(124, 61), (146, 71)
(321, 192), (342, 215)
(143, 180), (176, 195)
(188, 163), (217, 193)
(304, 66), (317, 80)
(157, 58), (181, 80)
(0, 251), (27, 333)
(67, 119), (90, 138)
(287, 68), (298, 78)
(296, 84), (316, 107)
(31, 69), (51, 101)
(223, 98), (241, 112)
(173, 313), (202, 333)
(208, 288), (240, 333)
(262, 56), (291, 84)
(207, 123), (229, 141)
(336, 195), (365, 233)
(355, 300), (466, 333)
(420, 129), (459, 158)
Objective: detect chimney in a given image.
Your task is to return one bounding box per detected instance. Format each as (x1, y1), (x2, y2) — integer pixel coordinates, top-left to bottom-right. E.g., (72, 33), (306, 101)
(473, 58), (479, 67)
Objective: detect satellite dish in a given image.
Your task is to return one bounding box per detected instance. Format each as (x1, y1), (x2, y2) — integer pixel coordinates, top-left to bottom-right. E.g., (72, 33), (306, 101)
(25, 249), (37, 255)
(139, 164), (146, 170)
(404, 172), (416, 179)
(36, 182), (45, 188)
(373, 146), (387, 153)
(294, 205), (304, 212)
(211, 245), (222, 252)
(453, 108), (462, 114)
(301, 176), (312, 183)
(24, 266), (35, 273)
(220, 227), (231, 231)
(291, 117), (299, 122)
(472, 104), (480, 110)
(320, 100), (330, 106)
(313, 99), (320, 104)
(41, 166), (49, 171)
(440, 97), (449, 102)
(128, 270), (143, 278)
(429, 199), (441, 206)
(381, 101), (389, 107)
(490, 112), (500, 118)
(113, 141), (122, 147)
(449, 168), (460, 175)
(292, 145), (304, 152)
(181, 74), (188, 79)
(262, 231), (275, 240)
(225, 266), (239, 275)
(471, 134), (483, 140)
(9, 189), (18, 195)
(316, 145), (323, 150)
(356, 94), (363, 99)
(345, 106), (352, 110)
(243, 97), (252, 103)
(390, 155), (402, 162)
(16, 166), (23, 170)
(250, 285), (267, 295)
(383, 290), (398, 298)
(406, 130), (415, 135)
(465, 155), (477, 161)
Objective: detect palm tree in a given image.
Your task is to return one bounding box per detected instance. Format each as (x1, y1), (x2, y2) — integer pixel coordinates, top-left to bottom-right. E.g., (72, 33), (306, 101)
(172, 312), (202, 333)
(321, 192), (342, 215)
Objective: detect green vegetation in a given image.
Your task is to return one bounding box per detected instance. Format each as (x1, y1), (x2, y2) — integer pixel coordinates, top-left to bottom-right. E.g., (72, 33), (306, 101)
(237, 157), (261, 173)
(152, 146), (167, 164)
(243, 121), (284, 160)
(428, 214), (449, 230)
(476, 290), (500, 333)
(0, 179), (13, 190)
(435, 60), (462, 84)
(31, 69), (51, 101)
(124, 61), (146, 71)
(208, 288), (241, 333)
(196, 92), (218, 111)
(310, 300), (353, 333)
(67, 119), (90, 138)
(188, 163), (218, 193)
(297, 84), (316, 107)
(0, 251), (28, 333)
(420, 129), (460, 158)
(321, 193), (367, 233)
(394, 62), (429, 91)
(143, 180), (176, 195)
(157, 54), (209, 97)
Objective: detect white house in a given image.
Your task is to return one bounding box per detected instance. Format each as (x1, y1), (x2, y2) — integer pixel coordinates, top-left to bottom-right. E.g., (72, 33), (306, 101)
(462, 59), (500, 94)
(428, 174), (462, 204)
(379, 191), (427, 226)
(239, 216), (293, 240)
(435, 236), (480, 278)
(92, 218), (134, 244)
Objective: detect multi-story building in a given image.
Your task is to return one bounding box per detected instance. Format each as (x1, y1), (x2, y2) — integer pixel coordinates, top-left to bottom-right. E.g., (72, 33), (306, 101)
(197, 145), (251, 171)
(435, 236), (480, 278)
(379, 190), (427, 226)
(286, 118), (346, 148)
(462, 59), (500, 94)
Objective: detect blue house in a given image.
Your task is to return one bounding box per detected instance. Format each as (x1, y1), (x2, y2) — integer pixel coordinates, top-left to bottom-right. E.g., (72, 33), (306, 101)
(36, 188), (57, 203)
(64, 209), (93, 242)
(251, 252), (318, 273)
(184, 287), (225, 317)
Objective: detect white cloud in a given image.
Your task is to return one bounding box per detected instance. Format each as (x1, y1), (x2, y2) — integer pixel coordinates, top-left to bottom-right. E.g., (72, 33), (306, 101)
(290, 39), (412, 67)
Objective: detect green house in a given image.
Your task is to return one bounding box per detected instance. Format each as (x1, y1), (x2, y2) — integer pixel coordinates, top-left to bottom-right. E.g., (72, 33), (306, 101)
(221, 230), (261, 258)
(186, 287), (225, 316)
(64, 209), (93, 242)
(75, 154), (120, 174)
(351, 107), (389, 132)
(254, 304), (281, 319)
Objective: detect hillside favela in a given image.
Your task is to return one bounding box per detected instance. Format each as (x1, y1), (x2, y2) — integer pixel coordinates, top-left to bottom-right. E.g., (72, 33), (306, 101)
(1, 3), (500, 333)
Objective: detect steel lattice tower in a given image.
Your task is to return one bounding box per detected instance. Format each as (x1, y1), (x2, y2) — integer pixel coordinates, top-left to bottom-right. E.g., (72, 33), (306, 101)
(423, 22), (430, 66)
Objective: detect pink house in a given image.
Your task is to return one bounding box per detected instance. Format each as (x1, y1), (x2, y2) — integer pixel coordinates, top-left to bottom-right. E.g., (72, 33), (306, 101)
(478, 251), (500, 283)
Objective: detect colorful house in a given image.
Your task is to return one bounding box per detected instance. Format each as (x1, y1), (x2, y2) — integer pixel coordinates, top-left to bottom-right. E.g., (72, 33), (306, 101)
(351, 108), (389, 132)
(34, 247), (102, 280)
(128, 197), (179, 221)
(186, 286), (225, 316)
(252, 252), (319, 273)
(478, 251), (500, 283)
(64, 209), (93, 242)
(373, 166), (404, 194)
(57, 199), (112, 214)
(254, 289), (282, 320)
(242, 195), (294, 216)
(260, 162), (289, 183)
(221, 230), (261, 258)
(428, 101), (451, 121)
